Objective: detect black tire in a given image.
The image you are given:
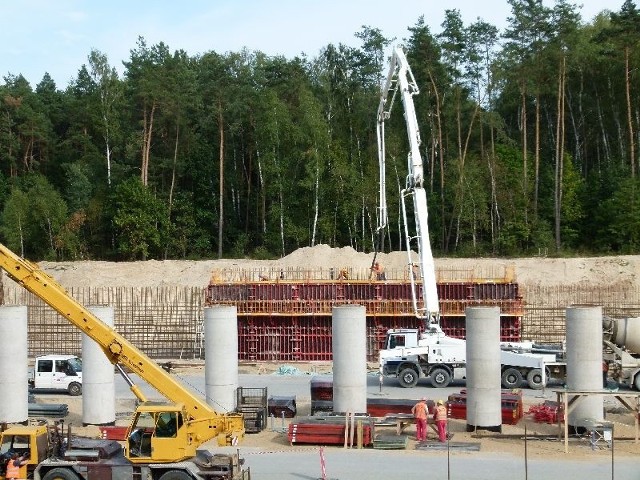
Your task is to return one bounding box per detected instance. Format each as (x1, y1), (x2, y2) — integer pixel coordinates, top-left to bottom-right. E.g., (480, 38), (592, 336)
(526, 369), (545, 390)
(398, 367), (419, 388)
(42, 467), (80, 480)
(159, 470), (192, 480)
(430, 367), (452, 388)
(501, 368), (524, 389)
(68, 382), (82, 396)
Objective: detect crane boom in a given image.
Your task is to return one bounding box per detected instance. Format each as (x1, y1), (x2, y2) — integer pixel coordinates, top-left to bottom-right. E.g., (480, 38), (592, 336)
(0, 243), (244, 462)
(377, 46), (439, 323)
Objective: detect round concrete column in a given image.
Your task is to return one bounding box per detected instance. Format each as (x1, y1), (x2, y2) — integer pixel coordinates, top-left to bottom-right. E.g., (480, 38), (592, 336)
(567, 305), (604, 428)
(205, 305), (238, 412)
(0, 306), (28, 423)
(332, 304), (367, 414)
(82, 305), (116, 425)
(466, 306), (502, 432)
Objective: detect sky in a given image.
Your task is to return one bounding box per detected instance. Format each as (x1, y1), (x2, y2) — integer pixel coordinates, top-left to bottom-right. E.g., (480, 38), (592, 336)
(1, 0), (612, 88)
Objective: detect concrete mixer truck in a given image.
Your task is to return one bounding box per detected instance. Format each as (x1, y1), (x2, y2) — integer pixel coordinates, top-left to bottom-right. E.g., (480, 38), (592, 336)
(603, 316), (640, 390)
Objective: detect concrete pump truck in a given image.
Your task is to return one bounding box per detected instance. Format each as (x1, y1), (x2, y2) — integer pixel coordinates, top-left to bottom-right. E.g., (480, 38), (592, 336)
(375, 46), (558, 390)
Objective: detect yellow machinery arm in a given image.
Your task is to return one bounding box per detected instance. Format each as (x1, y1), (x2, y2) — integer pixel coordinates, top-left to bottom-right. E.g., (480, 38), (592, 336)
(0, 243), (244, 461)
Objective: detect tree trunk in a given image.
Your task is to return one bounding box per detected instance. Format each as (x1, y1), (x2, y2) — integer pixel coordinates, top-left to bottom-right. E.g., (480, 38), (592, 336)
(534, 97), (540, 219)
(169, 124), (179, 211)
(428, 71), (446, 251)
(217, 102), (224, 260)
(554, 55), (566, 252)
(141, 101), (156, 186)
(311, 149), (319, 247)
(625, 46), (636, 177)
(520, 82), (528, 229)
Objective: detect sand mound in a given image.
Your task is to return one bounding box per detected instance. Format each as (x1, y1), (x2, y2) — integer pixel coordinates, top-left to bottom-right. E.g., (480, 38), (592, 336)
(27, 245), (639, 290)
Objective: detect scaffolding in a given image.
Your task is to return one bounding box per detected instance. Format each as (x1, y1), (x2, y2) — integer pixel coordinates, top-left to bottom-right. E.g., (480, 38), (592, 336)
(4, 271), (639, 362)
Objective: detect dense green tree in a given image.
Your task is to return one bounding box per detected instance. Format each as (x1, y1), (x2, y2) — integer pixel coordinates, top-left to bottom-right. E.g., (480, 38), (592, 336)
(111, 177), (168, 260)
(1, 175), (67, 258)
(0, 3), (638, 261)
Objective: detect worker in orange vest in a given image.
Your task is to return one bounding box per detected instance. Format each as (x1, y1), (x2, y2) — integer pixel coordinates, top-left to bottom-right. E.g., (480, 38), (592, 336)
(6, 453), (28, 480)
(434, 399), (448, 442)
(411, 397), (429, 441)
(371, 262), (386, 280)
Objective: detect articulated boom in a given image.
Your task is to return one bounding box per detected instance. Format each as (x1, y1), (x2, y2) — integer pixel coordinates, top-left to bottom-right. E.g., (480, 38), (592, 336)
(0, 243), (244, 462)
(377, 46), (439, 323)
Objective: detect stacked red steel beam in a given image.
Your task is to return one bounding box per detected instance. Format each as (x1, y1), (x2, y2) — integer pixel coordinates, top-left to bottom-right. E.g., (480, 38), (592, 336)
(288, 422), (372, 446)
(447, 390), (524, 426)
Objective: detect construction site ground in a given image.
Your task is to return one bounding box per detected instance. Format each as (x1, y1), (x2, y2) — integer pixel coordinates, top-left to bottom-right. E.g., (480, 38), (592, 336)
(33, 361), (640, 462)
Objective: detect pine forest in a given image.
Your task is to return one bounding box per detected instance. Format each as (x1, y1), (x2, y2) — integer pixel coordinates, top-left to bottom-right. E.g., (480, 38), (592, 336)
(1, 0), (640, 261)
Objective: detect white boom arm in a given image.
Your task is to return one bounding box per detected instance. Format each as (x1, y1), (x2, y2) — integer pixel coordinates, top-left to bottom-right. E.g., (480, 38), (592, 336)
(377, 46), (439, 323)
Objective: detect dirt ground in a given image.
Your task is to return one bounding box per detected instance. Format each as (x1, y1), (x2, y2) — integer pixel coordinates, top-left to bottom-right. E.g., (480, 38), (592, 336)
(35, 360), (640, 461)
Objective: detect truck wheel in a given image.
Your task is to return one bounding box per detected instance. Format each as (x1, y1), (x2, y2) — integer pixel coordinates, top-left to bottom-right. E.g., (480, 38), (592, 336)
(398, 368), (419, 388)
(430, 368), (452, 388)
(68, 382), (82, 396)
(501, 368), (523, 389)
(634, 374), (640, 391)
(42, 467), (80, 480)
(526, 369), (545, 390)
(159, 470), (192, 480)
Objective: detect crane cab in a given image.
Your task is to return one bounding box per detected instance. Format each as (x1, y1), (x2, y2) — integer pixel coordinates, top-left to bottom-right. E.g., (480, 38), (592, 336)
(125, 403), (189, 463)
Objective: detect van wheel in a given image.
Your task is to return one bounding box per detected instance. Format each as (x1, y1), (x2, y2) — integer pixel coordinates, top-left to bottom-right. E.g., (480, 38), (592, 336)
(68, 382), (82, 396)
(398, 368), (419, 388)
(501, 368), (523, 389)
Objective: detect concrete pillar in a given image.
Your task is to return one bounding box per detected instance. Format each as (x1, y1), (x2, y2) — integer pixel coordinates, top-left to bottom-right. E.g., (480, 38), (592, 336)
(82, 305), (116, 426)
(0, 306), (28, 423)
(567, 305), (604, 428)
(205, 305), (238, 412)
(332, 304), (367, 414)
(466, 306), (502, 432)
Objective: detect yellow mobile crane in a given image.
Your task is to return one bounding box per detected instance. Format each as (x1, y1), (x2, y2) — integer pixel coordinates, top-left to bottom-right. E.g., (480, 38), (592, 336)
(0, 244), (247, 480)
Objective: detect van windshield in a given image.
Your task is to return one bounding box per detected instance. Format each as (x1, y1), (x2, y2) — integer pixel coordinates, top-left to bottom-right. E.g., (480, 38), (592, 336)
(67, 357), (82, 373)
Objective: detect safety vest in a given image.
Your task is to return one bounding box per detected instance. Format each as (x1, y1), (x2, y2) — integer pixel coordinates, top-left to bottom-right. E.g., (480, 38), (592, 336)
(413, 402), (428, 419)
(435, 404), (447, 421)
(6, 460), (21, 479)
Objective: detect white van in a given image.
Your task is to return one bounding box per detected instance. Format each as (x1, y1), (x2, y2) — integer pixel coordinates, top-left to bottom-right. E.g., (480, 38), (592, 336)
(28, 355), (83, 396)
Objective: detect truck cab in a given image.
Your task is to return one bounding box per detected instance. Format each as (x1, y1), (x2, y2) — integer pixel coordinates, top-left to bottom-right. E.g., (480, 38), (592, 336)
(29, 355), (83, 396)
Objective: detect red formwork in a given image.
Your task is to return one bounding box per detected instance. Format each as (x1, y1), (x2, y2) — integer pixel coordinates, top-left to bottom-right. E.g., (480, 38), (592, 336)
(207, 279), (524, 361)
(236, 314), (523, 361)
(440, 316), (521, 342)
(207, 281), (521, 306)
